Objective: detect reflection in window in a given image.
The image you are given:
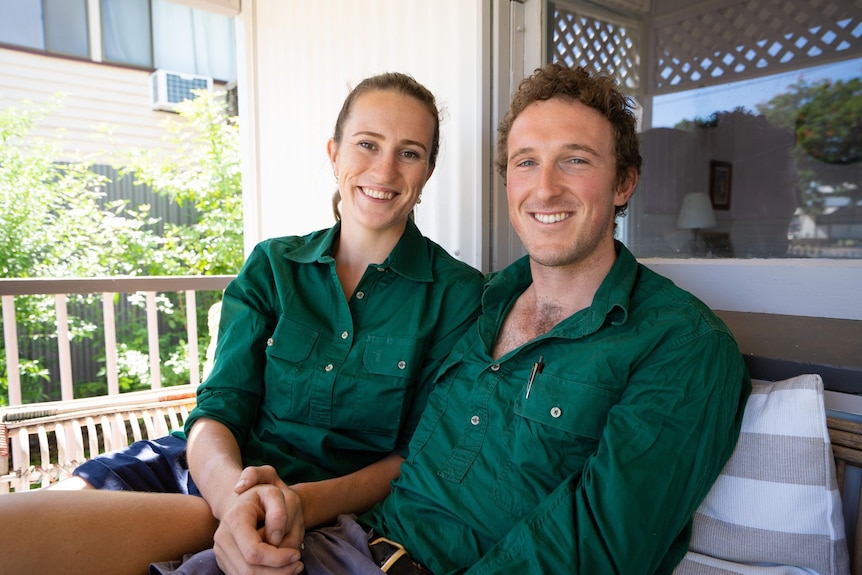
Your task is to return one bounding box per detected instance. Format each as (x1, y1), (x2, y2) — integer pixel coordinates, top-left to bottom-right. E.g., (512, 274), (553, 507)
(101, 0), (152, 68)
(0, 0), (88, 58)
(100, 0), (235, 80)
(636, 59), (862, 259)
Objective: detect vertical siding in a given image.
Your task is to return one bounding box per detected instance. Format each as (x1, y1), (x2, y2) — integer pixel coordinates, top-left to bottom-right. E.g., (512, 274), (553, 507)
(241, 0), (489, 270)
(0, 47), (205, 163)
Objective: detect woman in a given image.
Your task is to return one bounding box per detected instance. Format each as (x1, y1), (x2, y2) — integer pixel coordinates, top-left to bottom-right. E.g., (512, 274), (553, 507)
(0, 72), (484, 575)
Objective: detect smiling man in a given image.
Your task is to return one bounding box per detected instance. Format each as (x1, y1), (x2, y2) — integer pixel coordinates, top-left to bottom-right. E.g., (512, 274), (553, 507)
(171, 63), (752, 575)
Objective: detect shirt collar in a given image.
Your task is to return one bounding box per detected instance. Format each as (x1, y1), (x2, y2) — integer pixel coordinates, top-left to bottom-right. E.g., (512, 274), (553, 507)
(483, 240), (636, 337)
(284, 219), (434, 282)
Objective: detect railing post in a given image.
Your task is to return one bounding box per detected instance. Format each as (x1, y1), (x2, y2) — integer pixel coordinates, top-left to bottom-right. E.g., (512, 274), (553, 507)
(145, 291), (161, 389)
(54, 294), (74, 401)
(2, 295), (21, 406)
(101, 293), (120, 396)
(185, 290), (200, 386)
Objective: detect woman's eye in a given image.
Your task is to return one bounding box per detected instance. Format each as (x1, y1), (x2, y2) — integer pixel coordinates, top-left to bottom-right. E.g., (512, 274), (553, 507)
(359, 141), (376, 150)
(402, 150), (420, 159)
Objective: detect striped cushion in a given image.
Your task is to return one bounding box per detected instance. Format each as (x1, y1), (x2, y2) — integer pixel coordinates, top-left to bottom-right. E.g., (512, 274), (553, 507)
(674, 374), (850, 575)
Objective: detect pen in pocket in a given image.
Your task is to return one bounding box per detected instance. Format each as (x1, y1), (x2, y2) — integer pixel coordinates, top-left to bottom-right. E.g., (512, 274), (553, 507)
(525, 355), (544, 399)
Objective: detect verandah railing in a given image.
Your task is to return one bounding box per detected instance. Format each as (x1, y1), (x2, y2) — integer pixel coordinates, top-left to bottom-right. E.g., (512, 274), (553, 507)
(1, 276), (234, 405)
(0, 276), (234, 491)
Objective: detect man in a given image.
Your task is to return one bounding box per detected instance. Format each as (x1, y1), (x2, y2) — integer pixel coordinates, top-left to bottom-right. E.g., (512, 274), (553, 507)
(212, 62), (750, 575)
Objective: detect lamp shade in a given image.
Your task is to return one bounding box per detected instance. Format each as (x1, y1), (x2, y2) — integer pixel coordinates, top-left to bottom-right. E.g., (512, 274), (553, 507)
(676, 192), (717, 229)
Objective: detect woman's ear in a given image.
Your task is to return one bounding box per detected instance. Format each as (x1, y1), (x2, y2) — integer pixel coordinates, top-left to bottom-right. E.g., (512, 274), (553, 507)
(327, 138), (338, 173)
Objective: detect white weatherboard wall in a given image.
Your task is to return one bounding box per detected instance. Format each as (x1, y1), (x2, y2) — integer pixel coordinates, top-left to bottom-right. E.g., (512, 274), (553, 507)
(238, 0), (489, 270)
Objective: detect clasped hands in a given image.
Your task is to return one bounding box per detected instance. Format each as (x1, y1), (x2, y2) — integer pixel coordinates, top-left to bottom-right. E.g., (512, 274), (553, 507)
(213, 465), (306, 575)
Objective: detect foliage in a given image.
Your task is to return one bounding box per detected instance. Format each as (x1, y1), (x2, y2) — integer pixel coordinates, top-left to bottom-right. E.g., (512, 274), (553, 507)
(111, 90), (244, 275)
(0, 91), (243, 405)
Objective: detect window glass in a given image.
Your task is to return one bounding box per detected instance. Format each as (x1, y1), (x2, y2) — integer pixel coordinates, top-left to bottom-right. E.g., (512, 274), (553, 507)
(101, 0), (152, 67)
(634, 59), (862, 260)
(44, 0), (88, 58)
(0, 0), (45, 50)
(152, 0), (236, 81)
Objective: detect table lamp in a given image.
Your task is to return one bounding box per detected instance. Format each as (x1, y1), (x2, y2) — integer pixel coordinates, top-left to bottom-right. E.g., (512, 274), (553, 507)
(676, 192), (717, 256)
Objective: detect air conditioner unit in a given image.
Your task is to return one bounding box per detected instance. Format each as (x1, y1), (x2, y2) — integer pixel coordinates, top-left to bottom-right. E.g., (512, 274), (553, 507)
(150, 69), (213, 112)
(225, 80), (238, 117)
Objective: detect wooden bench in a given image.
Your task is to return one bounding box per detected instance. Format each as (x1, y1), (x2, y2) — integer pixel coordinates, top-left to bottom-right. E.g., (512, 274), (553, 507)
(829, 416), (862, 575)
(0, 385), (198, 492)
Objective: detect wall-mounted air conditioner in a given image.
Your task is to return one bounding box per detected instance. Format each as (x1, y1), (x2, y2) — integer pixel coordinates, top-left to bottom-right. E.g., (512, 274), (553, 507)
(225, 80), (238, 117)
(150, 69), (213, 112)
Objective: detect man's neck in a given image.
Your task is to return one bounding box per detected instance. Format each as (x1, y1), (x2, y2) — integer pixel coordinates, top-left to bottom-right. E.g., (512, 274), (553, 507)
(491, 241), (617, 360)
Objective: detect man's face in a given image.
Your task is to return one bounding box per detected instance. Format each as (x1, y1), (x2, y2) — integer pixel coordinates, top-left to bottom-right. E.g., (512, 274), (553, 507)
(505, 97), (635, 269)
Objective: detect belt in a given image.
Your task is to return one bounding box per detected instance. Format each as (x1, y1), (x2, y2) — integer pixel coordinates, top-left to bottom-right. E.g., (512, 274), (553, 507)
(368, 534), (432, 575)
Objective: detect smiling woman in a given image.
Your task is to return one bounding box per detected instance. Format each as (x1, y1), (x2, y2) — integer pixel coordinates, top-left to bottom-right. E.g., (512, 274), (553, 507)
(0, 71), (485, 575)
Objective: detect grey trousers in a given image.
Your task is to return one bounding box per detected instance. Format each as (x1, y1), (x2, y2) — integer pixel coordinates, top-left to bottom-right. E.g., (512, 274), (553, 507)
(149, 514), (386, 575)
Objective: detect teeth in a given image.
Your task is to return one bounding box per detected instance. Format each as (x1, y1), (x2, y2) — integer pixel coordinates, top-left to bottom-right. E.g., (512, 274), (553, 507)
(362, 188), (395, 200)
(534, 212), (570, 224)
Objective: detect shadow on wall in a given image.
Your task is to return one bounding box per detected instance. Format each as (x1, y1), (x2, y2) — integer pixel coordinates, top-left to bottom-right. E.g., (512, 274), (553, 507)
(631, 111), (797, 258)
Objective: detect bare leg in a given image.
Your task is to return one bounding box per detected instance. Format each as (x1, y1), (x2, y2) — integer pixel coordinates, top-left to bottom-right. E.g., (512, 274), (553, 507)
(0, 489), (218, 575)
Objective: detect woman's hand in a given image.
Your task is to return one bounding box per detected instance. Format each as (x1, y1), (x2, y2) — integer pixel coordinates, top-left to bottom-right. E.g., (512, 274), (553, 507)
(212, 466), (306, 575)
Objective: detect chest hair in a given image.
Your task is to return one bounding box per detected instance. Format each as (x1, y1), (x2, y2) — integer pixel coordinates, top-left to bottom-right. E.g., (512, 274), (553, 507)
(492, 297), (566, 359)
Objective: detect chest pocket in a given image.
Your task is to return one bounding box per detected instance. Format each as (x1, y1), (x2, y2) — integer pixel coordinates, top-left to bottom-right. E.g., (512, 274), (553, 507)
(514, 373), (619, 439)
(348, 335), (426, 440)
(363, 335), (424, 379)
(263, 316), (319, 414)
(493, 375), (620, 518)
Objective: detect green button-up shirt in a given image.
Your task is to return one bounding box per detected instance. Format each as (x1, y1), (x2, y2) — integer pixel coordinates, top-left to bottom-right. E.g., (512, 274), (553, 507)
(366, 242), (750, 574)
(182, 220), (484, 483)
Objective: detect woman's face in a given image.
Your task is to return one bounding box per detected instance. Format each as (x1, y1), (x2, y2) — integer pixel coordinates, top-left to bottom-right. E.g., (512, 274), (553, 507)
(328, 90), (436, 233)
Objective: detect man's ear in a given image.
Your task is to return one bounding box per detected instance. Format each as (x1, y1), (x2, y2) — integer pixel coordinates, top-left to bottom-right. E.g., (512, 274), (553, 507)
(615, 167), (639, 206)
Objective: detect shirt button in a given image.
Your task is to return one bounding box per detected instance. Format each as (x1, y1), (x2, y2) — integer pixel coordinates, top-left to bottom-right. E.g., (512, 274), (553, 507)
(377, 267), (385, 272)
(397, 360), (407, 370)
(355, 291), (365, 300)
(550, 406), (562, 418)
(470, 415), (480, 425)
(266, 338), (274, 346)
(490, 364), (500, 372)
(341, 331), (349, 339)
(324, 364), (334, 372)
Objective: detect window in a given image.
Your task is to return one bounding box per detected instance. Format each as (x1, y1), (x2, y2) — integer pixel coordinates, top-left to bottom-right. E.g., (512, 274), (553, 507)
(101, 0), (236, 81)
(0, 0), (89, 58)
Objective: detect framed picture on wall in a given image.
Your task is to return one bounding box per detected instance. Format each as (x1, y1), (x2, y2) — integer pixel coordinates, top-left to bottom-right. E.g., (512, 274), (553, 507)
(709, 160), (732, 210)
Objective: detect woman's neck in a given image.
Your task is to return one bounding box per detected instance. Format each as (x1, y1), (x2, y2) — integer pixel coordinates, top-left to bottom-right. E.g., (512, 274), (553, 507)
(333, 219), (406, 297)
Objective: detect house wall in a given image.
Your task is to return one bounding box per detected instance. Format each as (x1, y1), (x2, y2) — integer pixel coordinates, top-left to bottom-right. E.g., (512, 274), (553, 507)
(0, 47), (200, 163)
(237, 0), (490, 270)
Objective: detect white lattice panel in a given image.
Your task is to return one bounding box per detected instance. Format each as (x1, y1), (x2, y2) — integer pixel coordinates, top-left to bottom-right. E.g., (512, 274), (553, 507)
(551, 6), (641, 90)
(653, 0), (862, 94)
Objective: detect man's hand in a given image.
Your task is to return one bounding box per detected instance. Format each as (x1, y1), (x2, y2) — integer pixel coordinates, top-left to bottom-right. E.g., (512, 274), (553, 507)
(212, 467), (306, 575)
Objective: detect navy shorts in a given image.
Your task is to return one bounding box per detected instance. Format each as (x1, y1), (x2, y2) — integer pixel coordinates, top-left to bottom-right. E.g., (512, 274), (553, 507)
(73, 435), (201, 496)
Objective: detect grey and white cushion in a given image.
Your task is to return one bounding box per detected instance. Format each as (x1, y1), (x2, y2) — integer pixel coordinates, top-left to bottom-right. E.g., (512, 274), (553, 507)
(674, 374), (850, 575)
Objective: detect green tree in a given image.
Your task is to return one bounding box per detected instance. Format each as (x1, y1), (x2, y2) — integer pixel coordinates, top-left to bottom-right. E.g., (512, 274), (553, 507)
(0, 91), (243, 405)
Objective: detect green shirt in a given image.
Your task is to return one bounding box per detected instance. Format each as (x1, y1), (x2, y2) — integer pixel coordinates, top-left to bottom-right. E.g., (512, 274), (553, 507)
(365, 242), (751, 574)
(182, 219), (484, 483)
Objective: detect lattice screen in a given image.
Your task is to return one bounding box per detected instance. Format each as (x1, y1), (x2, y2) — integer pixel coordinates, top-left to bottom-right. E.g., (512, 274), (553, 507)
(653, 0), (862, 94)
(550, 5), (641, 91)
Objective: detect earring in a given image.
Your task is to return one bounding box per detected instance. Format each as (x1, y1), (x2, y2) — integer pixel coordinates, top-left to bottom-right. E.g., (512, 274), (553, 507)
(334, 175), (339, 182)
(416, 195), (422, 205)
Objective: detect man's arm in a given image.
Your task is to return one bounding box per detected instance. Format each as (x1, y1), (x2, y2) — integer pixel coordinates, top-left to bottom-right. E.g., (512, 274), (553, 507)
(466, 331), (750, 574)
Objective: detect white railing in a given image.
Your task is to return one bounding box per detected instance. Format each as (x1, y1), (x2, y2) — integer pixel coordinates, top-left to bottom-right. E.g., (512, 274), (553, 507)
(1, 276), (234, 405)
(0, 275), (234, 492)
